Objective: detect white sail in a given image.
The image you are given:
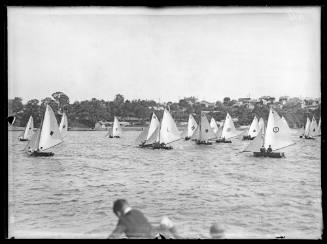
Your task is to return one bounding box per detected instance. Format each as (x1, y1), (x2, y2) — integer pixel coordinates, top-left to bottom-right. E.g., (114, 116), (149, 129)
(23, 116), (34, 140)
(25, 129), (41, 152)
(304, 117), (311, 137)
(145, 113), (160, 143)
(258, 117), (265, 132)
(187, 114), (198, 138)
(210, 117), (219, 135)
(159, 109), (181, 144)
(264, 108), (294, 150)
(38, 105), (63, 151)
(221, 113), (240, 139)
(247, 116), (259, 138)
(243, 127), (264, 152)
(59, 112), (68, 137)
(198, 112), (217, 141)
(191, 126), (200, 140)
(309, 116), (319, 137)
(135, 127), (149, 144)
(112, 116), (122, 137)
(317, 117), (321, 136)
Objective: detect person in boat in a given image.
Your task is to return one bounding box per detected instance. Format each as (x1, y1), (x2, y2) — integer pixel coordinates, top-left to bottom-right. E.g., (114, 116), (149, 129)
(210, 223), (225, 239)
(260, 145), (266, 154)
(108, 199), (153, 239)
(267, 145), (273, 154)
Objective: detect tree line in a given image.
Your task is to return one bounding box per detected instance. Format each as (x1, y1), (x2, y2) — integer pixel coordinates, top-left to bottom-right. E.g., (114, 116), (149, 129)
(8, 92), (320, 129)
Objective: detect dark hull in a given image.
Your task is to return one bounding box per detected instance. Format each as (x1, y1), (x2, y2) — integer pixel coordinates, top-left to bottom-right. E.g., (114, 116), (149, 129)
(18, 138), (29, 141)
(242, 135), (254, 140)
(196, 140), (212, 145)
(139, 144), (173, 150)
(253, 152), (285, 158)
(29, 151), (54, 157)
(184, 137), (191, 141)
(109, 135), (120, 138)
(216, 139), (232, 143)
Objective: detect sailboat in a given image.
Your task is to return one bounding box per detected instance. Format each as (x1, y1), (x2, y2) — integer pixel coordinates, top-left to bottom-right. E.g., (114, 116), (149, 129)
(184, 114), (198, 140)
(8, 115), (16, 126)
(300, 116), (319, 139)
(106, 116), (122, 138)
(243, 108), (295, 158)
(59, 112), (68, 138)
(138, 109), (181, 149)
(216, 113), (241, 143)
(300, 117), (311, 139)
(317, 117), (321, 136)
(18, 116), (34, 141)
(243, 116), (259, 140)
(194, 112), (216, 145)
(308, 116), (319, 138)
(24, 105), (63, 157)
(210, 117), (219, 136)
(258, 117), (265, 132)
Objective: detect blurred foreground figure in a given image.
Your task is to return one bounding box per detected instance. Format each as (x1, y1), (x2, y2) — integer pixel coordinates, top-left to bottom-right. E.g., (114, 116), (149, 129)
(155, 216), (182, 239)
(108, 199), (153, 239)
(210, 223), (225, 239)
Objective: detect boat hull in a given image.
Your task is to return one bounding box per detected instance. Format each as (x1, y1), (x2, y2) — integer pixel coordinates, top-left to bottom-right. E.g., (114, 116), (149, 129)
(242, 135), (254, 140)
(18, 138), (29, 141)
(253, 152), (285, 158)
(184, 137), (191, 141)
(29, 151), (54, 157)
(216, 139), (231, 143)
(139, 144), (173, 150)
(196, 140), (212, 145)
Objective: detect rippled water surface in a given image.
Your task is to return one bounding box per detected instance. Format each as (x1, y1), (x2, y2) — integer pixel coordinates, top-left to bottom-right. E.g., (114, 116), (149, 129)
(8, 129), (322, 239)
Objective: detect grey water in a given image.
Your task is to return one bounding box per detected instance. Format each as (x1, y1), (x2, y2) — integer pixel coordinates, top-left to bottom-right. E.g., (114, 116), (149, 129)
(8, 129), (322, 239)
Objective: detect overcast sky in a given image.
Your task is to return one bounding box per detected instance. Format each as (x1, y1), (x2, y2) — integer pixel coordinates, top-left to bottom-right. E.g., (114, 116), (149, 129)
(8, 7), (321, 103)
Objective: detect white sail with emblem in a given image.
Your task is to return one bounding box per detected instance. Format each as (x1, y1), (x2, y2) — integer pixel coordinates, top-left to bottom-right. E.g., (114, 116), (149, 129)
(264, 108), (294, 150)
(247, 116), (259, 138)
(59, 112), (68, 137)
(187, 114), (198, 138)
(198, 112), (216, 141)
(309, 116), (318, 137)
(38, 105), (63, 151)
(159, 109), (181, 144)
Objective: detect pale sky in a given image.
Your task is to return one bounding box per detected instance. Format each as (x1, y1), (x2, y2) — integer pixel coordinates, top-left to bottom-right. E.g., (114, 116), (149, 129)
(8, 7), (321, 103)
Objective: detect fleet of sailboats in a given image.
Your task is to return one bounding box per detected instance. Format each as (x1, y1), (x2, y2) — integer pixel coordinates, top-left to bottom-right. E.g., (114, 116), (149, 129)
(300, 116), (320, 139)
(18, 116), (34, 141)
(13, 102), (319, 158)
(25, 105), (63, 157)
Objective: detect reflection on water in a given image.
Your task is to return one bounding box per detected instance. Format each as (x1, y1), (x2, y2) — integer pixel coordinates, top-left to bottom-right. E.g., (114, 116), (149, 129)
(8, 130), (321, 239)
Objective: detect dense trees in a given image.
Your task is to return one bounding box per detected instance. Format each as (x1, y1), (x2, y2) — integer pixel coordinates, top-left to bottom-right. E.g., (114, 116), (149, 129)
(8, 92), (321, 129)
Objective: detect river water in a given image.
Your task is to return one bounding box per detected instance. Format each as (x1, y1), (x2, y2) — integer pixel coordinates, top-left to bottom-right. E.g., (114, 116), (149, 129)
(8, 129), (322, 239)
